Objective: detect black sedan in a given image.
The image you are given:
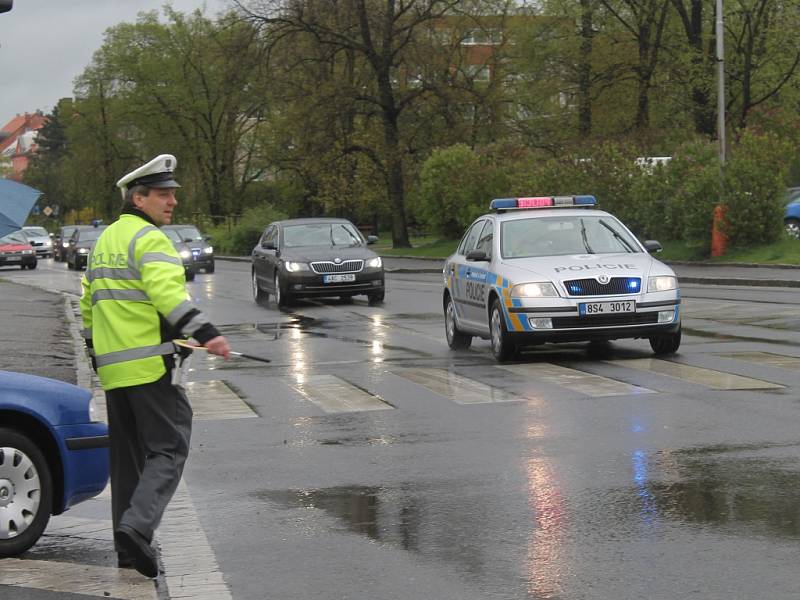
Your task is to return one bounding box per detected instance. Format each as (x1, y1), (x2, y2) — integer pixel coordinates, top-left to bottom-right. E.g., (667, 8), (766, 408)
(252, 218), (385, 307)
(66, 225), (106, 270)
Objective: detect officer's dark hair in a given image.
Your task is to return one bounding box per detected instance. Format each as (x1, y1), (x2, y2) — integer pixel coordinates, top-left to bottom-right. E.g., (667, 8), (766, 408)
(124, 184), (151, 205)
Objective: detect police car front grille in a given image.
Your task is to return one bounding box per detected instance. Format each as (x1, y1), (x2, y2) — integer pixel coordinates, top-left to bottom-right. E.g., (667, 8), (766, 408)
(563, 277), (641, 296)
(310, 260), (364, 274)
(552, 312), (659, 328)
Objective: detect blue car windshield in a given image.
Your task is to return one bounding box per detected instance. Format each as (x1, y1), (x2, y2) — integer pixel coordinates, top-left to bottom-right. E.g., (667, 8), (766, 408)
(501, 215), (641, 258)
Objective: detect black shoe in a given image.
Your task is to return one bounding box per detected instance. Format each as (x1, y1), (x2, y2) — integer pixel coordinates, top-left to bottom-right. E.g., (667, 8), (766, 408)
(115, 525), (158, 578)
(117, 553), (135, 569)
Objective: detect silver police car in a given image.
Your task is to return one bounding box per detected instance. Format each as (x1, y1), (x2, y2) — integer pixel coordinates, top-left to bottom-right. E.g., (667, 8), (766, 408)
(443, 195), (681, 361)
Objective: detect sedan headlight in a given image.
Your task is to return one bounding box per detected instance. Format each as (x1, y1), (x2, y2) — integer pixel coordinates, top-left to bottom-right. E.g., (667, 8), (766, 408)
(179, 249), (191, 259)
(366, 257), (382, 268)
(510, 282), (559, 298)
(88, 397), (99, 422)
(203, 246), (213, 254)
(62, 242), (69, 248)
(22, 249), (34, 255)
(285, 261), (310, 272)
(78, 248), (89, 254)
(647, 275), (677, 292)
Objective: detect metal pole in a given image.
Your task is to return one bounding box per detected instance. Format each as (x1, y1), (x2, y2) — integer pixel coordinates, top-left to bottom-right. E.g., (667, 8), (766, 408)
(716, 0), (726, 166)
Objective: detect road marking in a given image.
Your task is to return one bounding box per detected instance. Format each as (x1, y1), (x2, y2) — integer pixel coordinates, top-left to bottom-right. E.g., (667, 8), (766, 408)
(287, 374), (393, 413)
(183, 380), (258, 420)
(605, 358), (784, 390)
(498, 363), (655, 396)
(395, 368), (523, 404)
(717, 351), (800, 370)
(159, 479), (232, 600)
(0, 516), (156, 600)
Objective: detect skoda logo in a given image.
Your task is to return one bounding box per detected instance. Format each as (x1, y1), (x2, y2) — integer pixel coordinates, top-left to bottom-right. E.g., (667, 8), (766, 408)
(598, 274), (610, 284)
(334, 257), (342, 264)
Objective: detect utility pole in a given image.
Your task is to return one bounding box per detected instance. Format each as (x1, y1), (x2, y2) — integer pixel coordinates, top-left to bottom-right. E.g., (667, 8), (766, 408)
(716, 0), (726, 166)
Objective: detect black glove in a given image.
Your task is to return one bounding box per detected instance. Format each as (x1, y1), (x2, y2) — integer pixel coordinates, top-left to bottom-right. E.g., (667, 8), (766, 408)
(85, 340), (97, 373)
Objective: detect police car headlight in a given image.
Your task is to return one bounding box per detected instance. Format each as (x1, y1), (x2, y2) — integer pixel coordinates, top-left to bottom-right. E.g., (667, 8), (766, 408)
(88, 397), (99, 422)
(203, 246), (213, 254)
(366, 257), (382, 268)
(647, 275), (677, 292)
(285, 261), (309, 272)
(510, 282), (558, 298)
(179, 249), (191, 259)
(78, 248), (89, 254)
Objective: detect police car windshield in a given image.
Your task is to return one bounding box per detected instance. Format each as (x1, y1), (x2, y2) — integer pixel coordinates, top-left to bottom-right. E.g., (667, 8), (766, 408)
(283, 223), (364, 248)
(162, 229), (183, 242)
(501, 215), (640, 258)
(174, 227), (203, 241)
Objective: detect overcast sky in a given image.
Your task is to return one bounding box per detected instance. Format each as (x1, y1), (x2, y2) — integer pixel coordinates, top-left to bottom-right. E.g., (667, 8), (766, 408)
(0, 0), (232, 124)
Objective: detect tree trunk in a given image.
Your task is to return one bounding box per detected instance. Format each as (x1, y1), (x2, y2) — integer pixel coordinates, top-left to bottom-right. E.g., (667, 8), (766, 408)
(578, 0), (594, 137)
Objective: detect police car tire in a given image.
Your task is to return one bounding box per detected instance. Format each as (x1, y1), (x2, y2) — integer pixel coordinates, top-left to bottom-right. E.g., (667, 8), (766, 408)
(490, 298), (515, 362)
(205, 262), (215, 274)
(444, 294), (471, 349)
(185, 269), (196, 282)
(649, 327), (681, 355)
(0, 428), (53, 557)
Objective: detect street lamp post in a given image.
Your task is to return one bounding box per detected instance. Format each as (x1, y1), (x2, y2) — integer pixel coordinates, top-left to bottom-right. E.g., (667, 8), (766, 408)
(716, 0), (726, 166)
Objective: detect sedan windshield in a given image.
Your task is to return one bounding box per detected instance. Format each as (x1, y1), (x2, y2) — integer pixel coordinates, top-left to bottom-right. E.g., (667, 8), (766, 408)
(24, 227), (49, 236)
(501, 216), (641, 259)
(173, 227), (203, 241)
(77, 228), (106, 242)
(1, 231), (28, 244)
(283, 223), (364, 248)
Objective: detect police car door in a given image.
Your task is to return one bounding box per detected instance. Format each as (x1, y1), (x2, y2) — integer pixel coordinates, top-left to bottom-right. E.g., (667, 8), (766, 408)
(463, 219), (494, 328)
(449, 219), (487, 328)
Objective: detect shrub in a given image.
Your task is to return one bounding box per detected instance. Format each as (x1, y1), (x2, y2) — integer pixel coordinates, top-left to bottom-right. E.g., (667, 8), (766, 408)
(206, 203), (288, 256)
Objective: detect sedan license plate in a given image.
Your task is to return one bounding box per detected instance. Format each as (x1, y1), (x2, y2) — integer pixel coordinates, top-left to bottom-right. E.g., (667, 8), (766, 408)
(579, 300), (635, 316)
(323, 273), (356, 283)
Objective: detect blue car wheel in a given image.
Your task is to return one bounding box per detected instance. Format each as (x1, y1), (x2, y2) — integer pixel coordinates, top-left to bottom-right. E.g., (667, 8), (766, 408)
(0, 428), (54, 557)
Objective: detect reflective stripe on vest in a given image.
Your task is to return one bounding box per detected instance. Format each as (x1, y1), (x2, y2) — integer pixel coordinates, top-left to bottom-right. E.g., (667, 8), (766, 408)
(95, 342), (177, 368)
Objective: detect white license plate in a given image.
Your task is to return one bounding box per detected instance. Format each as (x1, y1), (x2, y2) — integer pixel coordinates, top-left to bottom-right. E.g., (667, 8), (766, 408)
(579, 300), (636, 316)
(323, 273), (356, 283)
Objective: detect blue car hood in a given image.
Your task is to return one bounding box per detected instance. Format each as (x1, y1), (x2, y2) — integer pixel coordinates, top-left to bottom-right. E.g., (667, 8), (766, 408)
(0, 370), (92, 426)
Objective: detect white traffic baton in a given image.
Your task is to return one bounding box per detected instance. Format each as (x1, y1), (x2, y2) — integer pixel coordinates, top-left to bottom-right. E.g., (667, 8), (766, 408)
(173, 339), (272, 364)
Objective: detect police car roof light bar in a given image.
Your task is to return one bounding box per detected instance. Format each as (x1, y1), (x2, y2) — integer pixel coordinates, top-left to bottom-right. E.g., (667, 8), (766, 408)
(490, 195), (597, 212)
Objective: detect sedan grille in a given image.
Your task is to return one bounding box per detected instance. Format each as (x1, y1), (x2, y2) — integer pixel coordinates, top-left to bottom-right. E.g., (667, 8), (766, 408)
(563, 277), (641, 297)
(552, 312), (659, 328)
(310, 259), (364, 274)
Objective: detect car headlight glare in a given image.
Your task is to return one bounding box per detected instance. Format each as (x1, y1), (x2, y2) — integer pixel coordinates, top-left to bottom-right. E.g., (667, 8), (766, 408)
(78, 248), (89, 254)
(510, 282), (558, 298)
(62, 242), (69, 248)
(647, 275), (677, 292)
(22, 249), (34, 255)
(367, 257), (382, 268)
(203, 246), (213, 254)
(285, 261), (309, 272)
(179, 249), (191, 259)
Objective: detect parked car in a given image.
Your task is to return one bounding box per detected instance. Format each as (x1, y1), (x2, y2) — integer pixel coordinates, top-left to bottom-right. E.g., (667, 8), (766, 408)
(21, 226), (53, 258)
(252, 218), (384, 307)
(54, 225), (91, 262)
(66, 225), (107, 270)
(0, 370), (109, 556)
(160, 227), (197, 281)
(160, 224), (214, 274)
(784, 187), (800, 238)
(443, 195), (681, 361)
(0, 230), (37, 269)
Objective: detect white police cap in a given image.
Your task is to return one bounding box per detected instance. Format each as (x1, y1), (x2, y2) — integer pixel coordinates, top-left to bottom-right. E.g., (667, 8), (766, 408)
(116, 154), (181, 198)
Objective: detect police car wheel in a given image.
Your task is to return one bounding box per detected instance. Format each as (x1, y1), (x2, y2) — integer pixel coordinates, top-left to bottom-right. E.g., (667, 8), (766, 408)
(649, 327), (681, 355)
(252, 270), (268, 305)
(0, 429), (53, 557)
(490, 299), (515, 361)
(444, 295), (471, 349)
(185, 269), (195, 282)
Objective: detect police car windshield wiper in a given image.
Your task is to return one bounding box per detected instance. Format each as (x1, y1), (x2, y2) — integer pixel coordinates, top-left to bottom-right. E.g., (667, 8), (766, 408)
(599, 219), (635, 252)
(579, 218), (594, 254)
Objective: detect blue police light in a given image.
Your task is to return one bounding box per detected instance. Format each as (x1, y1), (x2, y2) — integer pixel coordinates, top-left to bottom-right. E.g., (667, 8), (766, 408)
(490, 195), (597, 211)
(627, 278), (641, 291)
(569, 283), (583, 294)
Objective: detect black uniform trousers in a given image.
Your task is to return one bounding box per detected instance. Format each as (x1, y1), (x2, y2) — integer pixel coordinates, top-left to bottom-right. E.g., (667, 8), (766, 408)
(106, 372), (192, 546)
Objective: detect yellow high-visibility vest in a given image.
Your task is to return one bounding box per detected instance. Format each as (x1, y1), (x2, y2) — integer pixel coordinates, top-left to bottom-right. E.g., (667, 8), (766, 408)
(79, 213), (204, 390)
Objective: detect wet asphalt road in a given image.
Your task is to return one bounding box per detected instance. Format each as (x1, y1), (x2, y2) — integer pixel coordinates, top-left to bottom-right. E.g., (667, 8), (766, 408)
(2, 259), (800, 599)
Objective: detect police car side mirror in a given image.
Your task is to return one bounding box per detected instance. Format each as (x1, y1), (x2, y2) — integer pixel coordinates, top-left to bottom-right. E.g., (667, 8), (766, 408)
(466, 249), (489, 262)
(205, 235), (212, 242)
(643, 240), (662, 253)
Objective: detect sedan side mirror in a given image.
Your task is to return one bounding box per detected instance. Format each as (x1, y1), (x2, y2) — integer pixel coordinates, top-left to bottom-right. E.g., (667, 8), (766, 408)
(205, 235), (212, 241)
(466, 249), (489, 262)
(367, 235), (379, 245)
(261, 240), (276, 250)
(643, 240), (662, 253)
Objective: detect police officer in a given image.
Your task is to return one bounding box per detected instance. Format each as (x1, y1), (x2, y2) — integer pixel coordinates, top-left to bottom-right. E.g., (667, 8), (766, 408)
(79, 154), (231, 578)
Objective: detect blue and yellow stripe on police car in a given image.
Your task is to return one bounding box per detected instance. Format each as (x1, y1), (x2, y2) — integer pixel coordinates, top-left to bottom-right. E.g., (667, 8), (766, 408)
(493, 275), (531, 332)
